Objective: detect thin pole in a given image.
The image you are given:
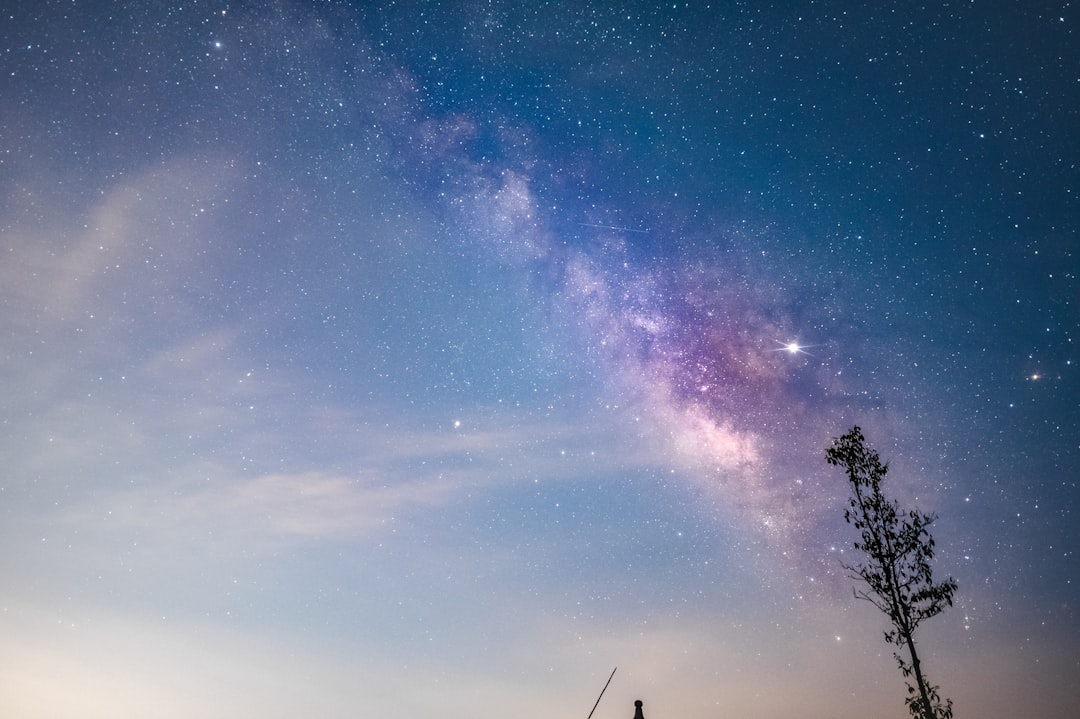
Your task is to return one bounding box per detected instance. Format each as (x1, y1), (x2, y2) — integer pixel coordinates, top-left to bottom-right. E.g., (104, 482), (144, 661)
(586, 667), (617, 719)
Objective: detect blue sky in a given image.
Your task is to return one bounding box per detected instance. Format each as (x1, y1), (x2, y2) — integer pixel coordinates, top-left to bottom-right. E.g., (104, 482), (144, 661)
(1, 2), (1076, 717)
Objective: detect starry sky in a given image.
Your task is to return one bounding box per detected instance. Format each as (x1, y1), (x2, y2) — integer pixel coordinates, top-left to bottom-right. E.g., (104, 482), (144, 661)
(1, 2), (1077, 717)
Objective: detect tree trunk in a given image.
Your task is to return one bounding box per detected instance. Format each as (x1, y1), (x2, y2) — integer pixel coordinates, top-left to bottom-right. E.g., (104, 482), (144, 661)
(904, 632), (934, 719)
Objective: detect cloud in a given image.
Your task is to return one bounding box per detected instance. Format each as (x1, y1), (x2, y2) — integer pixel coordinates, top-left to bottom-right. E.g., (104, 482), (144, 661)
(3, 156), (241, 325)
(92, 468), (462, 545)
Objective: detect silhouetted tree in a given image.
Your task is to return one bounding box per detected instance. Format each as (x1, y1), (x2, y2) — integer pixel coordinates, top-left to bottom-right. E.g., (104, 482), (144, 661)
(826, 426), (958, 719)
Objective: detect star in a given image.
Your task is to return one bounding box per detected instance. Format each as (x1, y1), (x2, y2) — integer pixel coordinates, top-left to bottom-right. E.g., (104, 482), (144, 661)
(770, 340), (814, 357)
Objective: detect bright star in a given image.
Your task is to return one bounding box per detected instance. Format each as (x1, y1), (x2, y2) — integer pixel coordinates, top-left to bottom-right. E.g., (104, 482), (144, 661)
(770, 339), (814, 356)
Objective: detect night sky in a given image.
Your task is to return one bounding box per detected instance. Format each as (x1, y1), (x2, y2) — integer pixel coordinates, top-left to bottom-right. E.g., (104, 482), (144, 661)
(1, 2), (1077, 717)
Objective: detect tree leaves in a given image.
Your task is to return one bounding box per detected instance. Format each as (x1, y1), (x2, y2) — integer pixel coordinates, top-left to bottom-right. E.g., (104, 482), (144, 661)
(826, 426), (957, 719)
